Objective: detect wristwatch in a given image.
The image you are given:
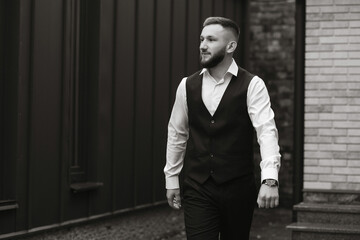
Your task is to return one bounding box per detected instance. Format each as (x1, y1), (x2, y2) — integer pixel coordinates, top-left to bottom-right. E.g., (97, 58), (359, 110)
(262, 179), (278, 187)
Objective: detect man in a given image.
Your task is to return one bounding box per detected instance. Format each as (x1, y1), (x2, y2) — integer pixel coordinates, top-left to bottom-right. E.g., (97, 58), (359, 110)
(164, 16), (281, 239)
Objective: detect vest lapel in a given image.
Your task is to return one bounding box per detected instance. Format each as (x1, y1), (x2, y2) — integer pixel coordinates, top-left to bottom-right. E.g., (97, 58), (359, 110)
(197, 74), (238, 118)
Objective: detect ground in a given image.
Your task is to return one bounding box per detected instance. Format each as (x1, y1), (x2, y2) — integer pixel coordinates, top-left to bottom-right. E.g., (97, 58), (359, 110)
(18, 205), (292, 240)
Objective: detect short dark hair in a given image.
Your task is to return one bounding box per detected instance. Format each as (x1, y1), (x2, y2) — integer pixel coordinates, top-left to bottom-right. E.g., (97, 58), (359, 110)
(203, 17), (240, 41)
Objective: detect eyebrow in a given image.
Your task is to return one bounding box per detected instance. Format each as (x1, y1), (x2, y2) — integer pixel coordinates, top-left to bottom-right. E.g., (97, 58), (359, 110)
(200, 34), (218, 39)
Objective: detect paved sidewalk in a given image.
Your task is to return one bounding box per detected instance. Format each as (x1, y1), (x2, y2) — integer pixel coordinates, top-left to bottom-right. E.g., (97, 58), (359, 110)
(18, 205), (292, 240)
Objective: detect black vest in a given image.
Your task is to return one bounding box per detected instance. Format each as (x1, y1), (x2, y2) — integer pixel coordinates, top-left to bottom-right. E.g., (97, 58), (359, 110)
(184, 67), (255, 184)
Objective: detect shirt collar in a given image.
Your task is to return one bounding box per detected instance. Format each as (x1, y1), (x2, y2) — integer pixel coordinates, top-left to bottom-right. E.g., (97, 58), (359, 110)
(200, 59), (238, 77)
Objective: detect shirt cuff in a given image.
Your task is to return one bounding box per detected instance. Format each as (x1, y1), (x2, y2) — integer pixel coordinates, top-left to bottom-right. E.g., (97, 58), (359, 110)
(165, 175), (180, 189)
(261, 167), (279, 183)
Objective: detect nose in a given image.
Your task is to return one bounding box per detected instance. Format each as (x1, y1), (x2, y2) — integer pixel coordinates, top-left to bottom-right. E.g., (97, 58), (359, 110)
(200, 41), (207, 52)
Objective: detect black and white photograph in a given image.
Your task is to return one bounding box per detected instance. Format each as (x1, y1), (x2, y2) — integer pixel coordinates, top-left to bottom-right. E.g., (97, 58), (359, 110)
(0, 0), (359, 239)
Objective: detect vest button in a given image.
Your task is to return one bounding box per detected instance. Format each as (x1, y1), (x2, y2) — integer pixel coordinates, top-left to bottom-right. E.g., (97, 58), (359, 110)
(210, 170), (214, 174)
(211, 120), (215, 124)
(210, 154), (214, 158)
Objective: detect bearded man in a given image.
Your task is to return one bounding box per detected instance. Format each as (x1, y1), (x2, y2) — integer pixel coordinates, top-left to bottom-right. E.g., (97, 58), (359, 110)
(164, 16), (281, 240)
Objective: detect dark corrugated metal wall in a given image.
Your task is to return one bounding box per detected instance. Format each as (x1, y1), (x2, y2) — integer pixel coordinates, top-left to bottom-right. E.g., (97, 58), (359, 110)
(0, 0), (247, 237)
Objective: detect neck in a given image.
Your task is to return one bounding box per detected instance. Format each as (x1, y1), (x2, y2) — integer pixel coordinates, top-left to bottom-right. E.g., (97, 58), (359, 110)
(208, 57), (233, 82)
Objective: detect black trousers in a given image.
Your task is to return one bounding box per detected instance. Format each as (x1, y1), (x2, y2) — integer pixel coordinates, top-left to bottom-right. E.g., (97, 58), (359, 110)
(182, 175), (257, 240)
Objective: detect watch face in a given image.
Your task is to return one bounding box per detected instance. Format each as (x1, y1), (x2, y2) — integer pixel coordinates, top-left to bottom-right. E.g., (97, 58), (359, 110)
(265, 179), (277, 186)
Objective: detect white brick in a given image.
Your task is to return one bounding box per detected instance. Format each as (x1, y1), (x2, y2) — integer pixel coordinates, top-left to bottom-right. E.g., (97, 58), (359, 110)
(347, 91), (360, 97)
(318, 128), (347, 135)
(335, 13), (360, 21)
(305, 159), (319, 166)
(349, 21), (360, 27)
(349, 36), (360, 43)
(306, 29), (334, 36)
(349, 51), (360, 58)
(348, 129), (360, 136)
(334, 59), (360, 66)
(334, 136), (360, 144)
(320, 52), (347, 59)
(333, 151), (348, 159)
(305, 166), (332, 174)
(305, 98), (319, 105)
(306, 52), (320, 59)
(308, 13), (334, 21)
(304, 136), (332, 144)
(304, 181), (332, 190)
(320, 36), (349, 44)
(333, 105), (360, 113)
(304, 174), (318, 181)
(348, 160), (360, 167)
(320, 21), (349, 28)
(321, 6), (349, 13)
(307, 6), (321, 13)
(348, 67), (360, 74)
(333, 75), (349, 81)
(305, 143), (319, 150)
(334, 28), (360, 36)
(332, 167), (360, 175)
(348, 144), (360, 151)
(319, 67), (347, 74)
(335, 0), (360, 5)
(304, 150), (333, 158)
(306, 44), (334, 52)
(347, 151), (360, 159)
(347, 175), (360, 183)
(306, 90), (345, 98)
(330, 98), (347, 105)
(350, 6), (360, 12)
(306, 21), (321, 29)
(348, 97), (360, 104)
(319, 174), (347, 182)
(308, 0), (333, 6)
(305, 121), (332, 128)
(341, 75), (360, 81)
(307, 75), (333, 82)
(305, 128), (319, 136)
(305, 82), (319, 90)
(320, 82), (348, 89)
(306, 37), (320, 44)
(348, 113), (360, 120)
(305, 113), (319, 120)
(319, 143), (347, 151)
(305, 67), (320, 74)
(319, 159), (347, 166)
(332, 182), (360, 191)
(333, 44), (360, 51)
(333, 121), (360, 128)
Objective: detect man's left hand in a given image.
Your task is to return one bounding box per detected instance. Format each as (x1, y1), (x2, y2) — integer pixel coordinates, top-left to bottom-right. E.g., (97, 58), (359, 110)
(257, 184), (279, 208)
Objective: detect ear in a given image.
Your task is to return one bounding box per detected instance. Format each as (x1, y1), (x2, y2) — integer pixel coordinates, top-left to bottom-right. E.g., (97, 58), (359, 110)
(226, 41), (237, 53)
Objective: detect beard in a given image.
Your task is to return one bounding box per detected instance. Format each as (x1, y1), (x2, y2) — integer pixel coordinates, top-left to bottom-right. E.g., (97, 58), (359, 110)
(200, 46), (226, 68)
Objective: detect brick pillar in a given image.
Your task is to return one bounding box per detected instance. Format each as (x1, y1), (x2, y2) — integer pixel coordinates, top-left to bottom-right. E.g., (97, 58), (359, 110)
(304, 0), (360, 198)
(248, 0), (296, 207)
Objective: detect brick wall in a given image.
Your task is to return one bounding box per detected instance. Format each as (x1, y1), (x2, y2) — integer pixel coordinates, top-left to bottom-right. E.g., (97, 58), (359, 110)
(304, 0), (360, 191)
(249, 0), (296, 206)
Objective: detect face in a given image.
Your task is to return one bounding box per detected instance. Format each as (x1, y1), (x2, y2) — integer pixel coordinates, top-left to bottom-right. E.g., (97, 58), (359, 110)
(199, 24), (229, 68)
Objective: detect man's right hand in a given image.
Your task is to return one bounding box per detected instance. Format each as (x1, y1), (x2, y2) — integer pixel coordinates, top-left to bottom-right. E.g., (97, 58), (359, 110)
(166, 188), (181, 210)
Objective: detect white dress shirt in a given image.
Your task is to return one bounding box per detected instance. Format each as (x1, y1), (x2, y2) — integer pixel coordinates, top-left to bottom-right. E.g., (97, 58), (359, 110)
(164, 59), (281, 189)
